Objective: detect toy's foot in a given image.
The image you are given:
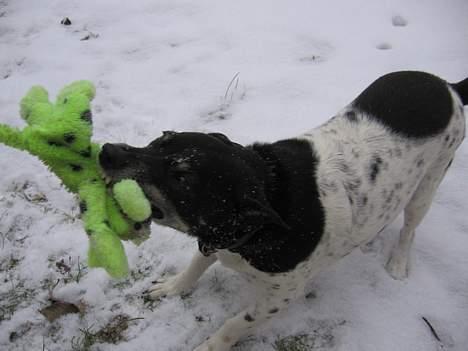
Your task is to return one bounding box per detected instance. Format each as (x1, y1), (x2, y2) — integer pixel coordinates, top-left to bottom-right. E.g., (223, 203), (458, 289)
(145, 273), (191, 299)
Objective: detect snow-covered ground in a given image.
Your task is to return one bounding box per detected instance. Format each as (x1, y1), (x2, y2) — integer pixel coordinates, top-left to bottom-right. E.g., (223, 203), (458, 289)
(1, 0), (467, 350)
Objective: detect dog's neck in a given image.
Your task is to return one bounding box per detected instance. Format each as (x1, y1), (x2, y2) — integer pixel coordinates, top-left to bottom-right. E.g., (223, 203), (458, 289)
(248, 142), (285, 208)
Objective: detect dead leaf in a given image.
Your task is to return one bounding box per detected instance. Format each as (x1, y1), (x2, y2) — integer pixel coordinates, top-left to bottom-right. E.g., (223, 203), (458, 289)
(39, 300), (80, 322)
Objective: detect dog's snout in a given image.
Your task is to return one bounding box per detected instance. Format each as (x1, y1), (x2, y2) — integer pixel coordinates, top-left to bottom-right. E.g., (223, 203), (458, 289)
(99, 143), (130, 169)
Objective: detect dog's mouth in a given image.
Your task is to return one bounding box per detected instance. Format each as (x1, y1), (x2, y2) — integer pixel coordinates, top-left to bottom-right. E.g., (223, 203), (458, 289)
(151, 204), (165, 220)
(101, 173), (166, 221)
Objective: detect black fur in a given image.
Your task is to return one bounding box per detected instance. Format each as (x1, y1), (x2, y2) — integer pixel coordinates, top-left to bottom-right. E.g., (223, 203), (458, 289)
(353, 71), (453, 137)
(452, 77), (468, 105)
(232, 139), (325, 272)
(369, 155), (383, 183)
(99, 133), (325, 273)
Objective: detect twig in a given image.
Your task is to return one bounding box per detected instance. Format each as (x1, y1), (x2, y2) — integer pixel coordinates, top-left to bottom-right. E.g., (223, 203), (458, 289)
(422, 316), (445, 350)
(224, 72), (240, 101)
(48, 279), (61, 300)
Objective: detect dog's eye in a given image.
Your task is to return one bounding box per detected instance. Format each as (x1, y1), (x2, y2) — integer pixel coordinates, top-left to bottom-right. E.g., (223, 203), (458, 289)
(170, 170), (187, 183)
(168, 168), (198, 187)
(171, 172), (187, 183)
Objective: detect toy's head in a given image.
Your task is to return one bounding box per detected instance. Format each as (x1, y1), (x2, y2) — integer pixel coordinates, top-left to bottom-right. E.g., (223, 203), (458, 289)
(20, 81), (95, 155)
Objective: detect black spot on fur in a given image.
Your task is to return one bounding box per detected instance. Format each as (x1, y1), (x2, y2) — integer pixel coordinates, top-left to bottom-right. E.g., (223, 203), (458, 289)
(353, 71), (453, 138)
(64, 133), (76, 144)
(416, 159), (425, 168)
(70, 164), (83, 172)
(269, 308), (279, 314)
(345, 110), (358, 122)
(369, 156), (383, 183)
(359, 195), (368, 207)
(81, 110), (92, 123)
(445, 159), (453, 172)
(386, 190), (395, 203)
(79, 201), (87, 213)
(244, 314), (255, 322)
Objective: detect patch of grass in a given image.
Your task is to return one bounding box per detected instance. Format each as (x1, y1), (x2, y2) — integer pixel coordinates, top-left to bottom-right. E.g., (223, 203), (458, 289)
(0, 281), (34, 322)
(70, 314), (143, 350)
(273, 334), (311, 351)
(71, 325), (97, 351)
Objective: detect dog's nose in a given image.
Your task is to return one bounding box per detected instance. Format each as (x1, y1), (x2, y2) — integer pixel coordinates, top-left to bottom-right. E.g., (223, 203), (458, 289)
(99, 143), (129, 169)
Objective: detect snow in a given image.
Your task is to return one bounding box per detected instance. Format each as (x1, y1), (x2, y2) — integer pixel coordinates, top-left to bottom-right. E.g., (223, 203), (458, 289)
(1, 0), (467, 350)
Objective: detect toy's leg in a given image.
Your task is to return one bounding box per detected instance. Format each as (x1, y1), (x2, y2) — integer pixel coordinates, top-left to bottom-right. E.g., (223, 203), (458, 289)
(147, 250), (217, 299)
(0, 124), (25, 150)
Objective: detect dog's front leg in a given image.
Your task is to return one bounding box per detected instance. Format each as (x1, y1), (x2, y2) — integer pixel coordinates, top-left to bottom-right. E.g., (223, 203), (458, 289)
(147, 250), (217, 299)
(194, 283), (296, 351)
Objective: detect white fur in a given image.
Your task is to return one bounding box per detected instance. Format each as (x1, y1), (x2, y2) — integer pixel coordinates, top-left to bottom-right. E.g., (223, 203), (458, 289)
(148, 89), (465, 351)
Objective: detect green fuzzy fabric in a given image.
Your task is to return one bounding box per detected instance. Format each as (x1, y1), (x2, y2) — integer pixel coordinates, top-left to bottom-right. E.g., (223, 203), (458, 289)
(113, 180), (152, 222)
(0, 81), (152, 278)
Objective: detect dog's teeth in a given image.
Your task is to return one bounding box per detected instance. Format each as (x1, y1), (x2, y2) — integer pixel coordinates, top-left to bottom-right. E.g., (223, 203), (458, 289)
(102, 175), (112, 185)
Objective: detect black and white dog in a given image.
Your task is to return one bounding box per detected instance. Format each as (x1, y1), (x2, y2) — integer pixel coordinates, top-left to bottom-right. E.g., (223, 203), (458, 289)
(99, 71), (467, 351)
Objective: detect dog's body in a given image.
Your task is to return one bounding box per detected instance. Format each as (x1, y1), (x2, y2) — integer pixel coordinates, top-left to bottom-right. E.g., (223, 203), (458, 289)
(99, 71), (467, 351)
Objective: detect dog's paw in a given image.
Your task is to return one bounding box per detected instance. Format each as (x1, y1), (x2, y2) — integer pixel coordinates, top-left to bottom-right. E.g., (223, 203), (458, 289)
(385, 255), (409, 280)
(144, 274), (191, 300)
(193, 337), (231, 351)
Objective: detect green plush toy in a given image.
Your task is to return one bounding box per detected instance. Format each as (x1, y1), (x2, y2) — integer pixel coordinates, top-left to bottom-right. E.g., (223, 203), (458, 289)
(0, 81), (152, 278)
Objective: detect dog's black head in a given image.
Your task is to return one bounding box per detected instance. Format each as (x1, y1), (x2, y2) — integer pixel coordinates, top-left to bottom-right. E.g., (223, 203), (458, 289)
(99, 131), (287, 250)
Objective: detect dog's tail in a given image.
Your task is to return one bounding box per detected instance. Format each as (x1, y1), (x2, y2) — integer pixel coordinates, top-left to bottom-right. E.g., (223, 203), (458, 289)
(451, 77), (468, 105)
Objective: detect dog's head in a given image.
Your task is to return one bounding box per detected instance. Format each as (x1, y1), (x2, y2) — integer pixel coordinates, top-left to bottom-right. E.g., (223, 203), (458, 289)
(99, 131), (287, 250)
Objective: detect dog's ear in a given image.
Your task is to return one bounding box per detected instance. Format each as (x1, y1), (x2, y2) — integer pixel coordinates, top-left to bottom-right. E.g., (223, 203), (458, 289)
(240, 196), (290, 232)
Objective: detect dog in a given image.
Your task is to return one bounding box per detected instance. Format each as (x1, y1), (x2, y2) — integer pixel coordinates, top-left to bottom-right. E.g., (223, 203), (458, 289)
(99, 71), (467, 351)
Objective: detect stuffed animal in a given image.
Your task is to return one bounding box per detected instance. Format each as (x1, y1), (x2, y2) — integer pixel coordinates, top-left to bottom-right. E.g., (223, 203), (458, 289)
(0, 81), (152, 278)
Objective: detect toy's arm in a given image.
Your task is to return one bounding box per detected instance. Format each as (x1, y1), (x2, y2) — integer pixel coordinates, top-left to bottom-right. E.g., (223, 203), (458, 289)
(0, 124), (26, 150)
(79, 181), (129, 278)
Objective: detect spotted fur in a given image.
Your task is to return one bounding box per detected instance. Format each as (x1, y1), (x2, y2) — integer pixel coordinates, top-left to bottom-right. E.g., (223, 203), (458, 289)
(100, 71), (467, 351)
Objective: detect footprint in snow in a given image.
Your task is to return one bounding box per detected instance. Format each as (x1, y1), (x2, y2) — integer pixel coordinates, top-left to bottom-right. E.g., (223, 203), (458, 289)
(376, 42), (392, 50)
(392, 15), (408, 27)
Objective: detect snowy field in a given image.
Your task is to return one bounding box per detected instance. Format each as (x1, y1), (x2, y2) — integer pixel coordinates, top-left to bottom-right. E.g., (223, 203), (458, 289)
(1, 0), (468, 350)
